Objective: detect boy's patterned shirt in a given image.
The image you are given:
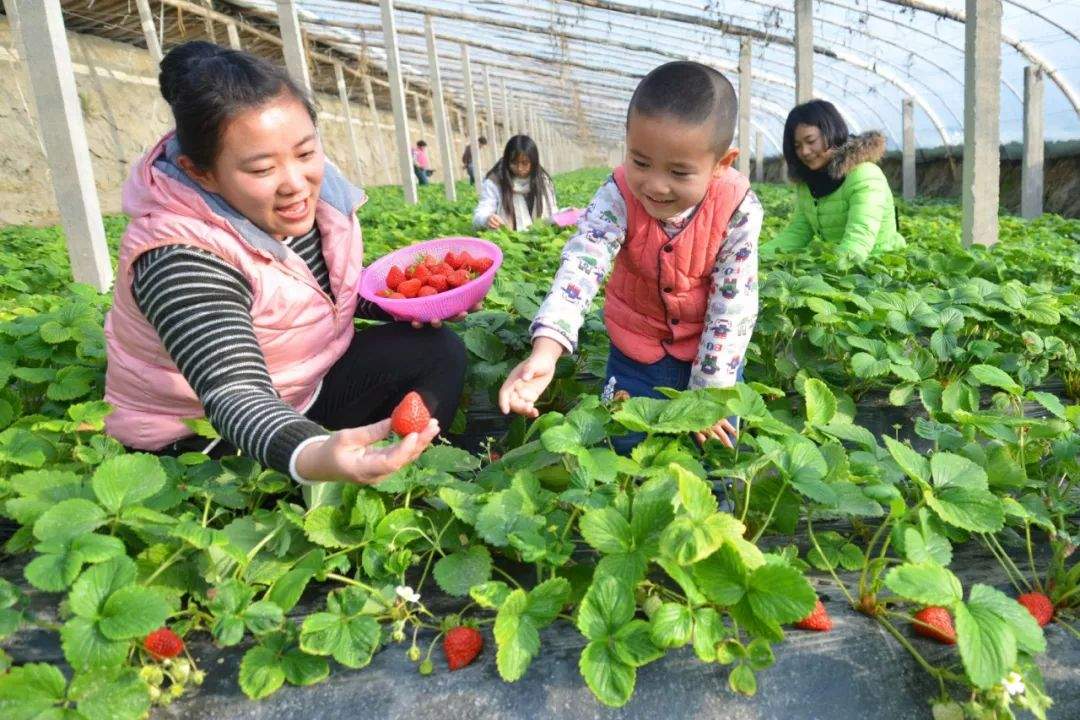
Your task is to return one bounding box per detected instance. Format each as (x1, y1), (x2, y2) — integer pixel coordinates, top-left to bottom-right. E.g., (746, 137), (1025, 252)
(531, 176), (763, 389)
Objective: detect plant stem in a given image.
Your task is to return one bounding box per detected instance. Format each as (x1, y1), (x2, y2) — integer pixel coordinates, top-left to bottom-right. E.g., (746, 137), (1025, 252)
(751, 478), (789, 543)
(987, 534), (1033, 593)
(142, 547), (188, 586)
(326, 573), (378, 594)
(806, 514), (856, 607)
(1024, 521), (1042, 593)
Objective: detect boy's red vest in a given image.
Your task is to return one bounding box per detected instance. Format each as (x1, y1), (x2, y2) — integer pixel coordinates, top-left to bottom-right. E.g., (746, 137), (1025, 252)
(605, 164), (750, 363)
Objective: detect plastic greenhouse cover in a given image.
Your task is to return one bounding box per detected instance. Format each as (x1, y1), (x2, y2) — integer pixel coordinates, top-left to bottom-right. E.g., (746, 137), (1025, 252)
(226, 0), (1079, 148)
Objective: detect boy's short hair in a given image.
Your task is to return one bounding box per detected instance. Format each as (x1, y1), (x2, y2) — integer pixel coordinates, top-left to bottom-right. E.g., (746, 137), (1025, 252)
(627, 61), (737, 154)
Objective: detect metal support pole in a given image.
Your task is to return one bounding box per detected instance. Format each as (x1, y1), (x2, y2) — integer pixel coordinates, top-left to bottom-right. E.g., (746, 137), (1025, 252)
(1021, 65), (1044, 219)
(754, 130), (764, 182)
(461, 44), (481, 187)
(412, 92), (426, 140)
(501, 77), (510, 146)
(379, 0), (418, 202)
(962, 0), (1001, 246)
(738, 37), (752, 175)
(425, 16), (457, 200)
(17, 0), (112, 291)
(226, 21), (242, 50)
(794, 0), (813, 103)
(902, 98), (916, 201)
(134, 0), (163, 64)
(334, 63), (364, 184)
(275, 0), (311, 93)
(363, 74), (393, 184)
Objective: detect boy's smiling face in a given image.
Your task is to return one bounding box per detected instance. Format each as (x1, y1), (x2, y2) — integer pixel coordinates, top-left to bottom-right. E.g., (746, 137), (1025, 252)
(624, 111), (738, 220)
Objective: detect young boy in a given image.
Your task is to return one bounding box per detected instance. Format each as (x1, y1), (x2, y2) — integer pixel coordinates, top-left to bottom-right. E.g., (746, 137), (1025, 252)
(498, 62), (763, 451)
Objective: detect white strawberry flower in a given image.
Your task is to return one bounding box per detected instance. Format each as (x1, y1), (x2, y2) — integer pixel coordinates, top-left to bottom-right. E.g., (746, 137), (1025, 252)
(395, 585), (421, 603)
(1003, 672), (1025, 697)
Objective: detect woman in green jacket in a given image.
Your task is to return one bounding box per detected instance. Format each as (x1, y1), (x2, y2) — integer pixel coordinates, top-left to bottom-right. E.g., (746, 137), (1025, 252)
(764, 100), (905, 265)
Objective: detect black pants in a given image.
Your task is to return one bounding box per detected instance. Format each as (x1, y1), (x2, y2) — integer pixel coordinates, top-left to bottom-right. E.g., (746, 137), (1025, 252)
(169, 323), (467, 458)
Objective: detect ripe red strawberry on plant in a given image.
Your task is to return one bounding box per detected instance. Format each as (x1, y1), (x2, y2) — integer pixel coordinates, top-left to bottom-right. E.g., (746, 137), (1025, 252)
(144, 627), (184, 659)
(795, 598), (832, 631)
(1017, 592), (1054, 627)
(391, 391), (431, 436)
(443, 626), (483, 670)
(912, 607), (956, 645)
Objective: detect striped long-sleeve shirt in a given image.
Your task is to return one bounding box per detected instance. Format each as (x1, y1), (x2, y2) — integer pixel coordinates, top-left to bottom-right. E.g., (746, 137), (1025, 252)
(130, 226), (383, 478)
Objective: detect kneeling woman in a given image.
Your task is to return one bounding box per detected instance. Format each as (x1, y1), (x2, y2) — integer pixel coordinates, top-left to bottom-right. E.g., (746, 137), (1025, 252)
(105, 42), (466, 485)
(764, 99), (905, 265)
(472, 135), (557, 231)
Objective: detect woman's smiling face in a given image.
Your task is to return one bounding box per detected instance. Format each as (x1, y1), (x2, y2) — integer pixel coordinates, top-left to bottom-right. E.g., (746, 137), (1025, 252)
(793, 123), (833, 171)
(180, 93), (324, 240)
(623, 112), (732, 220)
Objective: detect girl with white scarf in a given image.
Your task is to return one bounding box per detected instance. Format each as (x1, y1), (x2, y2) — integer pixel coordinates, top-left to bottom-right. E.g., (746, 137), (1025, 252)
(472, 135), (558, 231)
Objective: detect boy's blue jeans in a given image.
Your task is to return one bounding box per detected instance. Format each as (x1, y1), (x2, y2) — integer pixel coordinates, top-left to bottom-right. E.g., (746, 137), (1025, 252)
(606, 344), (743, 455)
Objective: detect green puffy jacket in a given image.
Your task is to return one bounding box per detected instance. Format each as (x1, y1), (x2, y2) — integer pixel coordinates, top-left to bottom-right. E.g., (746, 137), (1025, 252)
(765, 131), (905, 263)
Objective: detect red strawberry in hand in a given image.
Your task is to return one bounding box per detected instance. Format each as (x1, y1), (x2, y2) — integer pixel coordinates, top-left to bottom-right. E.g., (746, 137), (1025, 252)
(912, 607), (956, 644)
(1017, 592), (1054, 627)
(391, 391), (431, 436)
(471, 256), (494, 274)
(427, 274), (449, 292)
(386, 266), (406, 291)
(795, 598), (832, 631)
(397, 278), (423, 298)
(418, 285), (437, 297)
(447, 269), (470, 288)
(444, 251), (463, 269)
(443, 626), (483, 670)
(144, 627), (184, 659)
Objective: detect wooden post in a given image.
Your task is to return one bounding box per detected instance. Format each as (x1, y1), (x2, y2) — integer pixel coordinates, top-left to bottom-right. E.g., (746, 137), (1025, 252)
(134, 0), (163, 64)
(379, 0), (418, 202)
(794, 0), (813, 103)
(483, 66), (498, 166)
(754, 130), (764, 182)
(1021, 65), (1044, 219)
(17, 0), (112, 291)
(412, 92), (426, 140)
(501, 77), (511, 145)
(738, 38), (752, 175)
(460, 44), (481, 187)
(902, 98), (916, 201)
(962, 0), (1001, 246)
(200, 0), (217, 43)
(226, 21), (242, 50)
(275, 0), (311, 93)
(425, 16), (456, 200)
(363, 74), (393, 184)
(334, 63), (364, 184)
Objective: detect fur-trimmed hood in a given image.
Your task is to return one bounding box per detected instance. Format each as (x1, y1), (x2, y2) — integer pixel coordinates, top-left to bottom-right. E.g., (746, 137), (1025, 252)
(828, 131), (886, 179)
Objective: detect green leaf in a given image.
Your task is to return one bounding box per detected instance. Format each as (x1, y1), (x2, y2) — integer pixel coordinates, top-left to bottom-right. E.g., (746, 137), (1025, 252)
(299, 612), (380, 669)
(24, 551), (82, 592)
(91, 454), (166, 514)
(966, 584), (1044, 656)
(540, 423), (582, 453)
(579, 640), (636, 708)
(691, 607), (725, 662)
(967, 365), (1021, 394)
(239, 645), (286, 700)
(926, 487), (1004, 533)
(1027, 391), (1066, 420)
(577, 576), (634, 641)
(33, 498), (105, 544)
(46, 366), (98, 401)
(463, 326), (506, 362)
(68, 556), (136, 619)
(433, 546), (492, 597)
(884, 437), (930, 484)
(242, 601), (286, 636)
(98, 586), (169, 640)
(803, 379), (837, 426)
(650, 603), (693, 648)
(0, 663), (66, 718)
(493, 578), (569, 682)
(281, 649), (328, 687)
(60, 617), (128, 671)
(746, 638), (775, 671)
(745, 563), (816, 625)
(303, 506), (365, 548)
(955, 600), (1015, 690)
(611, 619), (661, 667)
(469, 581), (511, 610)
(930, 453), (989, 491)
(660, 513), (745, 566)
(69, 668), (151, 720)
(579, 508), (633, 555)
(693, 544), (747, 606)
(729, 664), (758, 696)
(901, 526), (952, 566)
(884, 563), (963, 607)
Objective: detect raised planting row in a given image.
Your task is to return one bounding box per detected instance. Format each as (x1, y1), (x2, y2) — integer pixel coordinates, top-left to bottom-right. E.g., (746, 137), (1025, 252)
(0, 170), (1077, 720)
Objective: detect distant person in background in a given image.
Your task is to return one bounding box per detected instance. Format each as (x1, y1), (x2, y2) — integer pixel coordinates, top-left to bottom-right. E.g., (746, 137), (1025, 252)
(473, 135), (557, 231)
(462, 135), (487, 184)
(411, 140), (432, 185)
(762, 99), (904, 266)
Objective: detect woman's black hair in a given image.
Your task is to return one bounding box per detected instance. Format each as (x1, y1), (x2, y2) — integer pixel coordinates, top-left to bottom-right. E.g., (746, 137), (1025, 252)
(159, 41), (317, 170)
(416, 140), (427, 147)
(782, 99), (849, 182)
(484, 135), (551, 230)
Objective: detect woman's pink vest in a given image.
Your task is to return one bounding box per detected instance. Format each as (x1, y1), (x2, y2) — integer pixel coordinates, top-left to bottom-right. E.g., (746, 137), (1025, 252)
(104, 133), (365, 450)
(605, 164), (750, 363)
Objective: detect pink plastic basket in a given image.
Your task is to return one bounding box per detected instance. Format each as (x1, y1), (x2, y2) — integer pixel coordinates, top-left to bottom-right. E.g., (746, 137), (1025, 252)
(552, 207), (585, 228)
(358, 237), (503, 323)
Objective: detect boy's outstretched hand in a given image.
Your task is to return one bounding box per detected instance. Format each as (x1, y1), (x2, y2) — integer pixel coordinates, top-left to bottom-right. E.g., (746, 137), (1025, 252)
(498, 337), (563, 418)
(694, 418), (739, 449)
